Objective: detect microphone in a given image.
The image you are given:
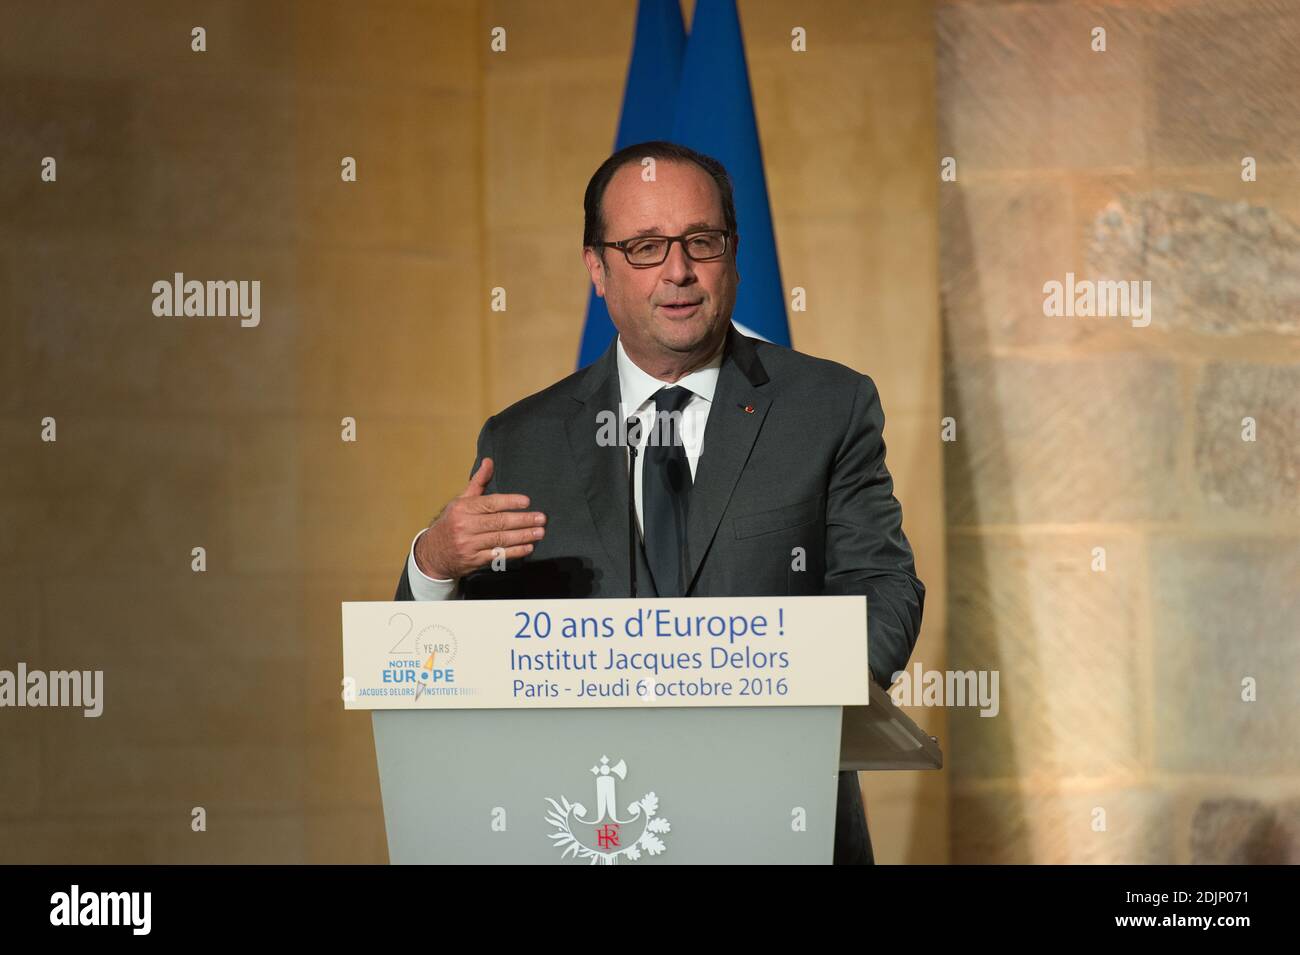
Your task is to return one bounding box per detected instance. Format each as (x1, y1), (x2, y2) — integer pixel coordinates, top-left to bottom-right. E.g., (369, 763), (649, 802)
(625, 413), (643, 598)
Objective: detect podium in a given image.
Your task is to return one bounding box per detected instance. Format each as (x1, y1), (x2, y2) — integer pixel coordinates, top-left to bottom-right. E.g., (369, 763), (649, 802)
(342, 596), (941, 864)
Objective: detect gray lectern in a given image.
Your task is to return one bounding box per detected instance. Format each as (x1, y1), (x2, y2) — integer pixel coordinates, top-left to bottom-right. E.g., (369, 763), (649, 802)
(344, 596), (942, 865)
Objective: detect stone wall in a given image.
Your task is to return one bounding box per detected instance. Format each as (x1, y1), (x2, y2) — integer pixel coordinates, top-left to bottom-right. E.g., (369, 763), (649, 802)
(938, 0), (1300, 863)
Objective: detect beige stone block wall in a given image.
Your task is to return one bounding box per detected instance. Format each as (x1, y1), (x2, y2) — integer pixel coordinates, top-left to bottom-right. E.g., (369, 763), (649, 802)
(939, 0), (1300, 863)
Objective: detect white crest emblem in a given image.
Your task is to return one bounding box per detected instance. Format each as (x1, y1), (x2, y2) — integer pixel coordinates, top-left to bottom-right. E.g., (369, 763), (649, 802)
(545, 755), (671, 864)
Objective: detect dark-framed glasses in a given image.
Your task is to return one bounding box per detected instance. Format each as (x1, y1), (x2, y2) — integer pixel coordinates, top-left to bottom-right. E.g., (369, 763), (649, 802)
(598, 229), (732, 267)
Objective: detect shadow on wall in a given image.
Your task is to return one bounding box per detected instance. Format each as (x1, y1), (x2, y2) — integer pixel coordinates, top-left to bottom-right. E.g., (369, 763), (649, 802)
(1191, 798), (1300, 864)
(939, 183), (1035, 864)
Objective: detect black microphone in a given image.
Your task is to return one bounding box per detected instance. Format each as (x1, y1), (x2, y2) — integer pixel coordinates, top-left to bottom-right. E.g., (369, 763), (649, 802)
(625, 414), (643, 597)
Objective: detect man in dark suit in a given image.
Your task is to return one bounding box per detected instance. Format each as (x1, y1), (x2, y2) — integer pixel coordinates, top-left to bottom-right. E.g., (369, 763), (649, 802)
(394, 141), (925, 864)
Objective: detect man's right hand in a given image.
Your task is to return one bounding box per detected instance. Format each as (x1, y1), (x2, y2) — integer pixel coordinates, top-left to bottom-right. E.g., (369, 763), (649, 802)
(413, 458), (546, 580)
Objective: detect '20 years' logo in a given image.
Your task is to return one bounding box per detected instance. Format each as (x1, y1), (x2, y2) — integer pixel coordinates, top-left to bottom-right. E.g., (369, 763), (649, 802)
(385, 613), (458, 700)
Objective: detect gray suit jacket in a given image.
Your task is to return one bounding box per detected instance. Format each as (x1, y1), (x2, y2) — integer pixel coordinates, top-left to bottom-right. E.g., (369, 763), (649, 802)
(395, 323), (925, 863)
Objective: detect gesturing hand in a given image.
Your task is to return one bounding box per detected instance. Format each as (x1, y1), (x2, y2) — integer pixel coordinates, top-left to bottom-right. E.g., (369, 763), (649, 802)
(413, 458), (546, 579)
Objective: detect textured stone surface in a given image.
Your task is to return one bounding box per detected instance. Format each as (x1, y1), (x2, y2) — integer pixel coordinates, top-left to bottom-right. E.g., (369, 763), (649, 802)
(1088, 191), (1300, 335)
(303, 809), (387, 864)
(937, 0), (1300, 866)
(0, 74), (134, 233)
(294, 86), (477, 254)
(0, 573), (41, 660)
(0, 1), (295, 83)
(127, 83), (298, 245)
(224, 421), (302, 575)
(947, 533), (1146, 781)
(779, 219), (936, 416)
(1189, 797), (1300, 864)
(1148, 0), (1300, 165)
(483, 225), (589, 409)
(4, 237), (166, 411)
(1279, 798), (1300, 864)
(0, 813), (307, 864)
(952, 786), (1175, 864)
(757, 44), (937, 222)
(485, 63), (624, 233)
(746, 0), (934, 49)
(1150, 536), (1300, 774)
(0, 418), (228, 573)
(36, 653), (307, 749)
(0, 239), (12, 415)
(944, 356), (1182, 525)
(0, 707), (41, 819)
(3, 237), (298, 416)
(1193, 363), (1300, 517)
(861, 792), (949, 866)
(298, 0), (477, 88)
(39, 738), (307, 817)
(0, 421), (303, 578)
(937, 3), (1149, 171)
(297, 414), (480, 577)
(41, 573), (301, 664)
(296, 251), (480, 417)
(941, 179), (1082, 353)
(36, 574), (311, 819)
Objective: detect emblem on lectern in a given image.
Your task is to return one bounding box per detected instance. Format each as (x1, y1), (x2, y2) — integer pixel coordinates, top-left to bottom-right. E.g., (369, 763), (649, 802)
(545, 756), (671, 864)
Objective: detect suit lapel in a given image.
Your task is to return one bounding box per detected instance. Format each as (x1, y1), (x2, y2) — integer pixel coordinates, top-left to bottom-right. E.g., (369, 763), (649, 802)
(682, 327), (770, 594)
(564, 324), (770, 598)
(565, 339), (657, 597)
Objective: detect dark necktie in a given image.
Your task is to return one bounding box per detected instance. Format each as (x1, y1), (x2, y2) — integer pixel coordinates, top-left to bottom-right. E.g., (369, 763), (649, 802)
(643, 385), (694, 597)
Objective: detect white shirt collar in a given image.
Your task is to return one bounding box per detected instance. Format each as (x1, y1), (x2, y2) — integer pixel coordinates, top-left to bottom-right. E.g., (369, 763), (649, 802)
(615, 333), (724, 414)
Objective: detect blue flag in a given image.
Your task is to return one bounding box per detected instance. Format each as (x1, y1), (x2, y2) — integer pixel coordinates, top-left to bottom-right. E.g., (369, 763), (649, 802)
(670, 0), (789, 346)
(577, 0), (688, 369)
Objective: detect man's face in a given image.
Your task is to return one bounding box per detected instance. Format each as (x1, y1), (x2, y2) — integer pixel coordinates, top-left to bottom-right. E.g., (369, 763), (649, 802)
(583, 160), (739, 371)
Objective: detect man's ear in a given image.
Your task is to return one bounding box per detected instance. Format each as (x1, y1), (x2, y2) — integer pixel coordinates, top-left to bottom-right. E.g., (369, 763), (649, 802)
(733, 233), (741, 285)
(582, 246), (607, 299)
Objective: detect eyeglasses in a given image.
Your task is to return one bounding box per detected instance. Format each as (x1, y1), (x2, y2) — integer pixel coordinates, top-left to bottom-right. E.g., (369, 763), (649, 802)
(596, 229), (733, 267)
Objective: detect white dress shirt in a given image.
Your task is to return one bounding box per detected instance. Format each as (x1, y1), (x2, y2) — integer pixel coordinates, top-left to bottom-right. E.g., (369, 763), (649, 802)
(405, 334), (724, 600)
